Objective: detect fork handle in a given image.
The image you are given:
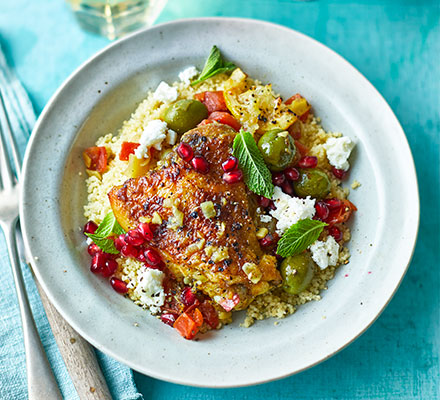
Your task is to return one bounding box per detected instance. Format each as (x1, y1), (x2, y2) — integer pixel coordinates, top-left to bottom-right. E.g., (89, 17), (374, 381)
(4, 218), (62, 399)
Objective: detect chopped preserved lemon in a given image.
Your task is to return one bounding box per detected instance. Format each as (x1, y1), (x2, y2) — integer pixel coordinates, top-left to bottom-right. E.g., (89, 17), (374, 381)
(242, 262), (263, 284)
(86, 169), (102, 180)
(256, 227), (269, 240)
(125, 154), (150, 178)
(224, 81), (297, 134)
(200, 201), (216, 219)
(152, 211), (162, 224)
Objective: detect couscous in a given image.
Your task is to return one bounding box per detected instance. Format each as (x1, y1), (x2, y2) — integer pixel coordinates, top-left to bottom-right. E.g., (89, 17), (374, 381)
(82, 47), (357, 339)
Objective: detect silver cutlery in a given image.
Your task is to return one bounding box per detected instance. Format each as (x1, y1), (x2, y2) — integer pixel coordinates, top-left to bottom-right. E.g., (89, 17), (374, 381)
(0, 90), (62, 399)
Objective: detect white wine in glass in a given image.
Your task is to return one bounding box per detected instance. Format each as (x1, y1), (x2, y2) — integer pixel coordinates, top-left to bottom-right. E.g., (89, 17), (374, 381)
(66, 0), (168, 40)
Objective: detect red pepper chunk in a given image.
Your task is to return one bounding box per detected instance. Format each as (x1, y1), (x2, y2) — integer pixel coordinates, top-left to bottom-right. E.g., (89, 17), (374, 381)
(174, 312), (200, 340)
(119, 142), (140, 161)
(199, 301), (219, 329)
(194, 91), (228, 113)
(285, 94), (302, 105)
(294, 140), (309, 157)
(326, 199), (357, 225)
(285, 93), (311, 122)
(208, 111), (241, 131)
(83, 146), (108, 173)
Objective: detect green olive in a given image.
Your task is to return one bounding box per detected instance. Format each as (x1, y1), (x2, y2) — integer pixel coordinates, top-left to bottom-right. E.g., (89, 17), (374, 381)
(293, 168), (331, 199)
(280, 252), (315, 295)
(257, 129), (296, 171)
(164, 100), (208, 134)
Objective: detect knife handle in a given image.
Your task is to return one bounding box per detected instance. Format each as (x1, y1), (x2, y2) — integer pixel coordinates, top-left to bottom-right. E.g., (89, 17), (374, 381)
(35, 279), (112, 400)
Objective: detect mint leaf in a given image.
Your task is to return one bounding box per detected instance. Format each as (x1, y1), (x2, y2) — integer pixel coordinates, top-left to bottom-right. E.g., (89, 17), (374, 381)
(276, 219), (327, 258)
(86, 211), (126, 254)
(191, 46), (236, 86)
(93, 212), (125, 237)
(233, 130), (274, 198)
(86, 234), (119, 254)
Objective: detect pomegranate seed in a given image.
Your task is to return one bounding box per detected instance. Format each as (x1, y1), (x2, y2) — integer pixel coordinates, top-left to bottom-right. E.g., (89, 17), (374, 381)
(284, 167), (300, 181)
(144, 248), (162, 267)
(110, 277), (128, 294)
(223, 169), (243, 184)
(315, 201), (330, 220)
(125, 230), (145, 246)
(137, 253), (146, 263)
(87, 243), (101, 257)
(161, 313), (176, 327)
(269, 200), (276, 210)
(259, 234), (274, 247)
(191, 156), (210, 174)
(328, 226), (343, 241)
(177, 142), (194, 162)
(115, 234), (126, 251)
(332, 167), (347, 180)
(181, 287), (197, 306)
(91, 253), (107, 274)
(83, 221), (98, 234)
(137, 222), (153, 240)
(101, 259), (118, 277)
(272, 172), (286, 186)
(222, 156), (238, 172)
(281, 181), (294, 195)
(257, 196), (271, 208)
(324, 198), (342, 210)
(121, 244), (139, 258)
(298, 156), (318, 169)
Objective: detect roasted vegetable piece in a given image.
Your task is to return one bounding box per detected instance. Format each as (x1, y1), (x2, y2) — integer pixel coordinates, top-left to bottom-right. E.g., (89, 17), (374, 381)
(124, 153), (150, 178)
(173, 312), (199, 340)
(194, 91), (228, 113)
(208, 111), (241, 131)
(285, 94), (311, 122)
(119, 142), (140, 161)
(257, 129), (296, 171)
(293, 168), (330, 199)
(164, 99), (208, 134)
(223, 68), (298, 133)
(83, 146), (108, 173)
(326, 199), (357, 225)
(280, 252), (315, 294)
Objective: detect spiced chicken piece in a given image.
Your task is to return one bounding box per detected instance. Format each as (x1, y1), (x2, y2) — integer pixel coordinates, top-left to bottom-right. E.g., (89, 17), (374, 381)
(109, 124), (281, 311)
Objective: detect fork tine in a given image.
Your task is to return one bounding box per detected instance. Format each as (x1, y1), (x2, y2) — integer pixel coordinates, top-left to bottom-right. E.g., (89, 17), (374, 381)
(0, 121), (15, 190)
(0, 89), (21, 179)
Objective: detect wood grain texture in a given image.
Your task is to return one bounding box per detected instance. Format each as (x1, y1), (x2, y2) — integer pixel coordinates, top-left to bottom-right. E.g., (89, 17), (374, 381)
(35, 279), (112, 400)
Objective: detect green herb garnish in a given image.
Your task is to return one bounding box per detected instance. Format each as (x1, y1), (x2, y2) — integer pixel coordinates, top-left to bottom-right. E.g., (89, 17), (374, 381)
(233, 130), (274, 199)
(191, 45), (236, 86)
(86, 211), (126, 254)
(276, 219), (327, 258)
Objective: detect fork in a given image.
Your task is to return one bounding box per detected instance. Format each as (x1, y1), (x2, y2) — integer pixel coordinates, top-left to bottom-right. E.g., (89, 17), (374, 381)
(0, 91), (62, 399)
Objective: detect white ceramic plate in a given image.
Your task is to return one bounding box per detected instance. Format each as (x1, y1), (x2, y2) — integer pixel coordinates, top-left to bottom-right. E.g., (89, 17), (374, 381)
(20, 18), (419, 387)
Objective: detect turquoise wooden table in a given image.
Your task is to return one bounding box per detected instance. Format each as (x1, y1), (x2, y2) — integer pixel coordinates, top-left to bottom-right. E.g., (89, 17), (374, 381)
(1, 0), (439, 398)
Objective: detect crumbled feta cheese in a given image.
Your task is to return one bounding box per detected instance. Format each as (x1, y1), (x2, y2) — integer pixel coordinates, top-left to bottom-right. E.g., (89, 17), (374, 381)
(178, 66), (199, 85)
(131, 268), (165, 314)
(309, 236), (340, 270)
(323, 136), (355, 171)
(269, 187), (316, 234)
(135, 120), (168, 159)
(153, 81), (178, 103)
(260, 214), (272, 223)
(166, 129), (177, 145)
(86, 237), (93, 245)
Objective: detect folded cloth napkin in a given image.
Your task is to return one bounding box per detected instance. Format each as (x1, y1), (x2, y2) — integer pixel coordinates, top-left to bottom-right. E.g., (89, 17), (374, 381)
(0, 43), (143, 400)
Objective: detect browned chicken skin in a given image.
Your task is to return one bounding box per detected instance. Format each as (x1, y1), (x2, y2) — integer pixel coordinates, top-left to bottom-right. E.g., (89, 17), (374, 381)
(109, 124), (281, 310)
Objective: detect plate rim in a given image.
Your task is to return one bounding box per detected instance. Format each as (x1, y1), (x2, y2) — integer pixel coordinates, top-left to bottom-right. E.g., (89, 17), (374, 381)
(19, 17), (420, 387)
